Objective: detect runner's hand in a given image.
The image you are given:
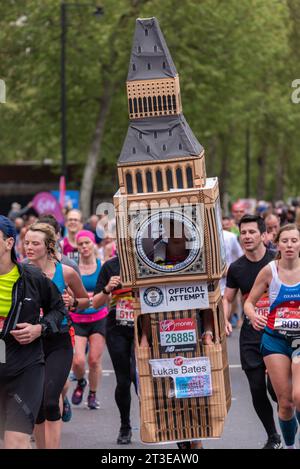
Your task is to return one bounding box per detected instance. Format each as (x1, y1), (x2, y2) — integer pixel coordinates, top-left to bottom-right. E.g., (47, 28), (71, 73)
(62, 290), (73, 308)
(10, 323), (42, 344)
(106, 276), (121, 293)
(225, 320), (232, 336)
(251, 314), (267, 331)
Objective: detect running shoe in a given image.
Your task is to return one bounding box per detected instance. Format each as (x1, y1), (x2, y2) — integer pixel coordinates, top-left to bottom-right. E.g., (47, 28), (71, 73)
(69, 370), (77, 382)
(62, 396), (72, 422)
(71, 378), (87, 405)
(87, 392), (100, 410)
(117, 426), (132, 445)
(262, 433), (282, 449)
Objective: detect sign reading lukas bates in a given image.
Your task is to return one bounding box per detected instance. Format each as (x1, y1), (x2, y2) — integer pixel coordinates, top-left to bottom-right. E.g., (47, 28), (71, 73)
(149, 356), (212, 399)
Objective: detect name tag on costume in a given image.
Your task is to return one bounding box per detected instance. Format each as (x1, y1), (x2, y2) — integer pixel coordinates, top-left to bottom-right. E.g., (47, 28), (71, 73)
(149, 356), (212, 398)
(140, 282), (209, 314)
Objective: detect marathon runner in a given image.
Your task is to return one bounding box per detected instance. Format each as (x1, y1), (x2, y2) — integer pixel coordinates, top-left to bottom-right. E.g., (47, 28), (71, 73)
(0, 216), (65, 449)
(93, 255), (136, 445)
(245, 223), (300, 449)
(223, 214), (282, 449)
(24, 222), (89, 449)
(37, 214), (80, 422)
(140, 217), (211, 449)
(71, 230), (108, 410)
(62, 209), (83, 263)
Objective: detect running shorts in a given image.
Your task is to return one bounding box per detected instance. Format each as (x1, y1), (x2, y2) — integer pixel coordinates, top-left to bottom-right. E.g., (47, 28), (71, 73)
(73, 317), (107, 338)
(261, 327), (300, 360)
(0, 364), (44, 438)
(239, 319), (265, 370)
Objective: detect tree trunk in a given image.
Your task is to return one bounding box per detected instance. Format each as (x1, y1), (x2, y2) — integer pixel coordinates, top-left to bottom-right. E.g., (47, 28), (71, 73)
(256, 140), (268, 200)
(218, 132), (230, 202)
(274, 145), (286, 201)
(80, 85), (112, 219)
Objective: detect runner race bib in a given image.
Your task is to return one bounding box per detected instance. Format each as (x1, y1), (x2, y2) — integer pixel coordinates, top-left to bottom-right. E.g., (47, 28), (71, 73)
(274, 308), (300, 331)
(116, 296), (134, 327)
(159, 318), (197, 353)
(244, 293), (270, 323)
(254, 293), (270, 318)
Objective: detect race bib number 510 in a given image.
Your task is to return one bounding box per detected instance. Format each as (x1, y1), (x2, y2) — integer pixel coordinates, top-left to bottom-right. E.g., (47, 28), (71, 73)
(116, 297), (134, 327)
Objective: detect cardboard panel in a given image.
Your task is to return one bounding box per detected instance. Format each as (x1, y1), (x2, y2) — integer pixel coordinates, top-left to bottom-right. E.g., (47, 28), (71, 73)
(134, 298), (231, 444)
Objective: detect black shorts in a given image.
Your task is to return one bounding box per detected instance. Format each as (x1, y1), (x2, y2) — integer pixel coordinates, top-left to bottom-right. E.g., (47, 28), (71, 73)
(0, 364), (44, 438)
(73, 318), (107, 338)
(239, 319), (265, 370)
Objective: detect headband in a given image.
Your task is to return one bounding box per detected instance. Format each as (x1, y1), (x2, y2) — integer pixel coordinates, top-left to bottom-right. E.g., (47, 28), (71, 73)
(76, 230), (96, 244)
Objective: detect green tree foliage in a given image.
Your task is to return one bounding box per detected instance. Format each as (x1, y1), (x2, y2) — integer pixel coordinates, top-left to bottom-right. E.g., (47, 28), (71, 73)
(0, 0), (299, 211)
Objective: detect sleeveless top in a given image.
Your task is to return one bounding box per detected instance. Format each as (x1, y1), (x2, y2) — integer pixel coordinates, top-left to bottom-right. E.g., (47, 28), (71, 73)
(70, 259), (108, 324)
(267, 260), (300, 335)
(63, 237), (79, 264)
(51, 262), (68, 328)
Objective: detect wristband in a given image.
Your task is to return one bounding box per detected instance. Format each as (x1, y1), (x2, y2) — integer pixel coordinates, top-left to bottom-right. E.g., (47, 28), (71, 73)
(70, 298), (79, 312)
(102, 287), (110, 295)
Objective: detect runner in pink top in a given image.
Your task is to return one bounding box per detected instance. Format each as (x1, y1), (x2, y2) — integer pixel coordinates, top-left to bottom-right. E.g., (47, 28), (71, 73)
(71, 230), (108, 410)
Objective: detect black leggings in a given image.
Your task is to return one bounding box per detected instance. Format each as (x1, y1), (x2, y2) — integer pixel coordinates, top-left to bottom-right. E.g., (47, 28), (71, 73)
(244, 366), (278, 437)
(36, 333), (73, 424)
(106, 327), (137, 428)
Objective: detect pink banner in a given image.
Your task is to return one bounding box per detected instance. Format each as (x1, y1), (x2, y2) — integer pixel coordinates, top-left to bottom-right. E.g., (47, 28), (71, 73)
(59, 176), (66, 209)
(32, 192), (64, 224)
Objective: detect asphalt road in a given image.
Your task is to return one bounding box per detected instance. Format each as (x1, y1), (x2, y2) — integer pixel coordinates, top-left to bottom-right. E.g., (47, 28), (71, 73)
(61, 328), (281, 450)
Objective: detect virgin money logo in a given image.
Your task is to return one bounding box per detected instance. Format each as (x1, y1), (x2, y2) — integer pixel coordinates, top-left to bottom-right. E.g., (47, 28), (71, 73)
(161, 320), (175, 332)
(174, 357), (183, 366)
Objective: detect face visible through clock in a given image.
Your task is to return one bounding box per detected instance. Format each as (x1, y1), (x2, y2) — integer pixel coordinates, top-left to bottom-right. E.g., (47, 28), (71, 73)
(135, 211), (203, 274)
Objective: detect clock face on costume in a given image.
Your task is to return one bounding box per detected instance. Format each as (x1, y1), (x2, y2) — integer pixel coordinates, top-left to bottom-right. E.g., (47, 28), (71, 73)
(134, 210), (204, 275)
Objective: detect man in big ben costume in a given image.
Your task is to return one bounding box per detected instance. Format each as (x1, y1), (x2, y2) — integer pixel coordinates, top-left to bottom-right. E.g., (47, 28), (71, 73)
(113, 17), (231, 446)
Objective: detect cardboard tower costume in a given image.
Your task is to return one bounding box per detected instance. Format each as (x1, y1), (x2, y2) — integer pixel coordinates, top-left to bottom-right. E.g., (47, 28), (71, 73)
(114, 17), (231, 444)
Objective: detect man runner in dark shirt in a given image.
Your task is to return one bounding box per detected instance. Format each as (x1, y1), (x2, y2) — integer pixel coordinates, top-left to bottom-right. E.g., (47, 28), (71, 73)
(223, 214), (282, 449)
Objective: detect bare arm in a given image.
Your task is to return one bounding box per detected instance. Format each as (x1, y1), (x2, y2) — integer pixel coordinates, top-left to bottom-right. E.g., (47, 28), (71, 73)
(222, 287), (238, 335)
(244, 266), (271, 330)
(64, 266), (89, 310)
(93, 275), (120, 309)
